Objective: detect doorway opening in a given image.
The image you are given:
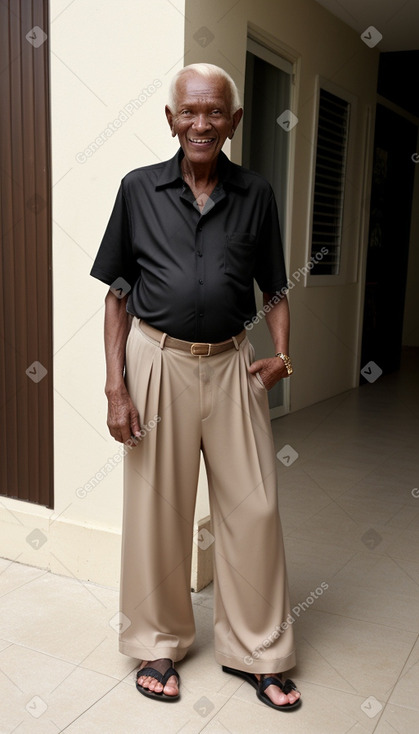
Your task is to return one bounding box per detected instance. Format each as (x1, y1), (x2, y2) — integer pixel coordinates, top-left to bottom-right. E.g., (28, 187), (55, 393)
(361, 104), (417, 379)
(242, 38), (294, 417)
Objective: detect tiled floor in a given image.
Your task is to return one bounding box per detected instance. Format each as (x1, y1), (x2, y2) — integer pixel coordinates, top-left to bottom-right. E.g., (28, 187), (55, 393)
(1, 349), (418, 733)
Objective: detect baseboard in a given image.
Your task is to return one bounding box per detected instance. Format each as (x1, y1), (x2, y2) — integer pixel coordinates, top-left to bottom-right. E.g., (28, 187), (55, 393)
(0, 502), (121, 588)
(0, 502), (214, 593)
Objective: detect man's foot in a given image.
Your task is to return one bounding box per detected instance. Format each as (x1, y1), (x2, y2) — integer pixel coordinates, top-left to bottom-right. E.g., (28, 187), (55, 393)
(136, 658), (180, 701)
(222, 665), (301, 711)
(255, 673), (301, 707)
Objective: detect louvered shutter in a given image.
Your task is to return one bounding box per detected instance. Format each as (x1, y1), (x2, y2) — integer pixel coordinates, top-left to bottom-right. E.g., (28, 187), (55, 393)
(310, 88), (351, 275)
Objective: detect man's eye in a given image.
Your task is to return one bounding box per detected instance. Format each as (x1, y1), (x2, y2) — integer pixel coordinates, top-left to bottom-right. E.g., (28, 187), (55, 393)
(211, 110), (222, 115)
(181, 110), (191, 115)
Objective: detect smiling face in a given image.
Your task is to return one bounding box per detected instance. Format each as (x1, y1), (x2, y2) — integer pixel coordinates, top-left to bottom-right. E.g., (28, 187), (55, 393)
(165, 73), (243, 170)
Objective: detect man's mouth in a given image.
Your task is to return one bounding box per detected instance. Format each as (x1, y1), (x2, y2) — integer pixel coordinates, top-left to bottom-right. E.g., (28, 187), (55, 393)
(188, 138), (215, 145)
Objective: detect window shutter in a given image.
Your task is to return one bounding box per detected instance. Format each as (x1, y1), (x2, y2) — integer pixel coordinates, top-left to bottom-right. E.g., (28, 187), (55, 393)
(310, 88), (351, 275)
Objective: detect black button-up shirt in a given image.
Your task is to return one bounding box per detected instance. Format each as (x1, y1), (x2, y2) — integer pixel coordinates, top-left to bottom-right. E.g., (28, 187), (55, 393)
(91, 149), (287, 342)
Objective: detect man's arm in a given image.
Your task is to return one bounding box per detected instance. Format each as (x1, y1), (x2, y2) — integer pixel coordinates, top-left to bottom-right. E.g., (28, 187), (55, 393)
(104, 290), (141, 443)
(248, 293), (291, 390)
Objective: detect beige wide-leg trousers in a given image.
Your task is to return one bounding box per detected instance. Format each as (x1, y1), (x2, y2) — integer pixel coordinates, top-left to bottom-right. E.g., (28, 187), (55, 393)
(119, 317), (296, 674)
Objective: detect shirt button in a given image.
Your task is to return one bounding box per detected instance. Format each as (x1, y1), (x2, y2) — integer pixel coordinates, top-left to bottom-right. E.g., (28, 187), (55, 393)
(197, 251), (203, 257)
(199, 279), (204, 285)
(199, 312), (204, 317)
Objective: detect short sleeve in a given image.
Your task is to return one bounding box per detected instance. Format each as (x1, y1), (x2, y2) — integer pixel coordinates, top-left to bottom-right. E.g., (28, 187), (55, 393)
(90, 184), (139, 288)
(254, 192), (288, 294)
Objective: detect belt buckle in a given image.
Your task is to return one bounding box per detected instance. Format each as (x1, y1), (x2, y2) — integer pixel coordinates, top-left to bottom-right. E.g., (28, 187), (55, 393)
(191, 342), (211, 356)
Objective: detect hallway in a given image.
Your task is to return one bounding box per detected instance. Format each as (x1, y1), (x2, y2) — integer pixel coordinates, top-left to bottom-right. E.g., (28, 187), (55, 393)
(1, 349), (418, 733)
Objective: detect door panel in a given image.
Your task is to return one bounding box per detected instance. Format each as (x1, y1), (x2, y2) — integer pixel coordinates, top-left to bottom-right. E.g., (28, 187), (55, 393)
(0, 0), (53, 506)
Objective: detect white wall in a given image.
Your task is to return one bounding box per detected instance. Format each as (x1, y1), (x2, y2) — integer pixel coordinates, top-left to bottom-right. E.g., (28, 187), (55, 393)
(185, 0), (379, 412)
(0, 0), (186, 586)
(51, 0), (185, 553)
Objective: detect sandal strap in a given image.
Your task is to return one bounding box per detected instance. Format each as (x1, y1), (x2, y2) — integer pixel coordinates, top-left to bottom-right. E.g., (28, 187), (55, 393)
(160, 666), (179, 686)
(137, 665), (179, 686)
(259, 675), (297, 695)
(259, 675), (285, 694)
(282, 678), (297, 694)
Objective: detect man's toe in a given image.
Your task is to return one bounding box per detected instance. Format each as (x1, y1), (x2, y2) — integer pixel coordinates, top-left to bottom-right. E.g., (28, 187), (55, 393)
(136, 660), (179, 698)
(264, 684), (288, 706)
(259, 674), (301, 707)
(148, 677), (163, 693)
(163, 675), (179, 696)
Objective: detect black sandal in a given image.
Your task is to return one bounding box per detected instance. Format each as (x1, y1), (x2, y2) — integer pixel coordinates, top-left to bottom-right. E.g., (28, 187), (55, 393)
(136, 659), (180, 702)
(222, 665), (301, 711)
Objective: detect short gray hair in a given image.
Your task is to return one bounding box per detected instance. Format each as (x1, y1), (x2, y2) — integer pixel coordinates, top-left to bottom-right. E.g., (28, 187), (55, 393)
(168, 63), (242, 115)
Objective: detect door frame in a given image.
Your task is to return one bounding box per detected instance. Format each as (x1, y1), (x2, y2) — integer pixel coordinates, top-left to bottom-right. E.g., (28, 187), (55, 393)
(241, 33), (299, 418)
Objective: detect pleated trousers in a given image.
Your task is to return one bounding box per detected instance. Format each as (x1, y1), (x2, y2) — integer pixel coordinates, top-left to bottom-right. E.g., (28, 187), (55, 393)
(119, 317), (296, 674)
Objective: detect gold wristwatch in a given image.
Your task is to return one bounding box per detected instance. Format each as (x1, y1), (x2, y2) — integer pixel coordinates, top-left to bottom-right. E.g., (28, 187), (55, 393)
(275, 352), (293, 375)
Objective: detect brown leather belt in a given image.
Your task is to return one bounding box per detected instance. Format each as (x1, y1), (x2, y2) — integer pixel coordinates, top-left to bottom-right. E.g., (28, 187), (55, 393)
(139, 320), (246, 356)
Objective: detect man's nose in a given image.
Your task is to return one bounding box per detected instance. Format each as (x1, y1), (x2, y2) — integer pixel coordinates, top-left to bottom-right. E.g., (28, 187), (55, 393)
(192, 114), (211, 130)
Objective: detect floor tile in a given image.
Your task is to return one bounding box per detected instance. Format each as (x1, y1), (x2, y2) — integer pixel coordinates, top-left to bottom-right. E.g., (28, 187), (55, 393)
(287, 500), (405, 554)
(203, 681), (377, 734)
(0, 570), (134, 674)
(292, 610), (416, 700)
(308, 551), (419, 632)
(0, 644), (117, 734)
(389, 637), (419, 711)
(0, 557), (47, 597)
(284, 536), (356, 602)
(386, 529), (419, 563)
(373, 703), (419, 733)
(61, 676), (230, 734)
(192, 583), (214, 610)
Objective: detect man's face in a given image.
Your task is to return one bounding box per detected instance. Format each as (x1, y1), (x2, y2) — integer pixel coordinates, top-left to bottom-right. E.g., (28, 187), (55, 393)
(165, 73), (242, 167)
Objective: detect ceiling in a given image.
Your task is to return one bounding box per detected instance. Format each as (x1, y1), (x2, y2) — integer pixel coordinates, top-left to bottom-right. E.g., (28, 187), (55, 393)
(314, 0), (419, 52)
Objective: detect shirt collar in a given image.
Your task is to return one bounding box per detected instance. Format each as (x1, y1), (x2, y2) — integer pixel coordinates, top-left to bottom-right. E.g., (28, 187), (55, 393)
(155, 148), (248, 191)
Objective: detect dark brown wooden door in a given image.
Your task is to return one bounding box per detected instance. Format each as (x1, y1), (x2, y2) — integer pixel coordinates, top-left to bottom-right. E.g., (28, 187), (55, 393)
(0, 0), (53, 506)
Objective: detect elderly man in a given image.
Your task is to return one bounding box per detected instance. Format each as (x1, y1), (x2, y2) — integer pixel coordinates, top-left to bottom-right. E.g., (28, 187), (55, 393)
(91, 63), (301, 711)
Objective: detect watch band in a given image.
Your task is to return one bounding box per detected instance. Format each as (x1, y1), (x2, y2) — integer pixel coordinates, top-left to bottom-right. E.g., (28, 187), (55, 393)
(275, 352), (293, 375)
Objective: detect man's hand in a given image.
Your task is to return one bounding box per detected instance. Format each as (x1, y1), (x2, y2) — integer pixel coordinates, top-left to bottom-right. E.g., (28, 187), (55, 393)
(248, 292), (291, 390)
(248, 357), (289, 390)
(106, 386), (141, 443)
(104, 290), (141, 444)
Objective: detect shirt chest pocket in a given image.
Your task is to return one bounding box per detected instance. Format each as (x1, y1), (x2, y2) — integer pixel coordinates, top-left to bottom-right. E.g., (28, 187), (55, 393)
(224, 232), (257, 286)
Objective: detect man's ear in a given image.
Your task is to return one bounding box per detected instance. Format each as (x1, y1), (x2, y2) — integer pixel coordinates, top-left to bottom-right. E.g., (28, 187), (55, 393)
(229, 107), (243, 139)
(165, 105), (176, 137)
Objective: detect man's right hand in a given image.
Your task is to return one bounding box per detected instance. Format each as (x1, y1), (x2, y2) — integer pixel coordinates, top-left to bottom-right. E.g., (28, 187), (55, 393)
(103, 290), (140, 444)
(106, 386), (141, 444)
